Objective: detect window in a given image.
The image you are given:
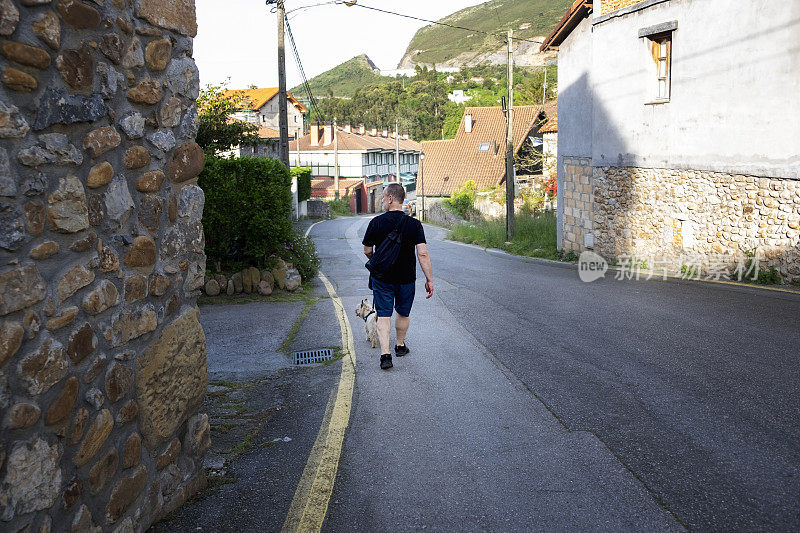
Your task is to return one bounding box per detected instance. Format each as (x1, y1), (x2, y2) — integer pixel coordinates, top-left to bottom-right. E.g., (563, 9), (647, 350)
(651, 34), (671, 100)
(478, 142), (490, 152)
(639, 21), (676, 103)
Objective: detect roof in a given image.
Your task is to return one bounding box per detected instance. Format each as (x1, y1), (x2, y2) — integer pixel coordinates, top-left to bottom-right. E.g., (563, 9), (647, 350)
(223, 87), (309, 114)
(540, 0), (593, 52)
(540, 117), (558, 134)
(310, 177), (363, 197)
(419, 105), (552, 196)
(227, 117), (283, 140)
(290, 127), (422, 152)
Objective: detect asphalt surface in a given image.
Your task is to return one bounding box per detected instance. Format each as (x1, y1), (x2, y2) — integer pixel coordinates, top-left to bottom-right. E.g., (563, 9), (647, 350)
(157, 214), (800, 532)
(315, 215), (800, 532)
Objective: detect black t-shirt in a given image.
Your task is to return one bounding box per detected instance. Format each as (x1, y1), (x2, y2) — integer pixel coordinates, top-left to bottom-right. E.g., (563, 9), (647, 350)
(362, 211), (426, 284)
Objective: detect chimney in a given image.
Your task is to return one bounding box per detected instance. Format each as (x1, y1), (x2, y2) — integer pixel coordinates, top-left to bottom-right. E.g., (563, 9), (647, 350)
(322, 122), (333, 146)
(381, 129), (388, 137)
(310, 122), (320, 146)
(402, 133), (409, 140)
(358, 123), (365, 135)
(370, 127), (377, 136)
(343, 122), (351, 133)
(465, 114), (473, 133)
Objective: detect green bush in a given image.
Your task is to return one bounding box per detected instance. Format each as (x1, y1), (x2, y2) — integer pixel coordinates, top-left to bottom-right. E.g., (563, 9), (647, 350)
(282, 232), (321, 281)
(447, 179), (477, 218)
(291, 166), (312, 202)
(326, 196), (353, 217)
(199, 155), (293, 269)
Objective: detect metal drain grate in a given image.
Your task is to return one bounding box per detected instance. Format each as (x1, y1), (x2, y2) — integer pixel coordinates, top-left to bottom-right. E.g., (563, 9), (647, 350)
(292, 348), (333, 366)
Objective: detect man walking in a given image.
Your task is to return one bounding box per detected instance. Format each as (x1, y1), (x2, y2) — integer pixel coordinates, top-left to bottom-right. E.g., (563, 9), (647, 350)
(363, 183), (433, 370)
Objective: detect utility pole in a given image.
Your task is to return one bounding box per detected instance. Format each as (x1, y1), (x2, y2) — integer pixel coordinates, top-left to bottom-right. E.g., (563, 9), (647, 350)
(542, 68), (548, 106)
(276, 0), (289, 168)
(333, 116), (340, 200)
(505, 29), (515, 241)
(395, 119), (400, 183)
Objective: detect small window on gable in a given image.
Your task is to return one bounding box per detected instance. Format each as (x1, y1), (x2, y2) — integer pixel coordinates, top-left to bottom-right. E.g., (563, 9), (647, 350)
(478, 142), (490, 152)
(639, 21), (676, 103)
(651, 34), (671, 100)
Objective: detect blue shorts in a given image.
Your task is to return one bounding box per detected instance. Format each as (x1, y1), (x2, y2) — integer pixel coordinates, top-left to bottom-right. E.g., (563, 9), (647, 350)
(371, 278), (415, 317)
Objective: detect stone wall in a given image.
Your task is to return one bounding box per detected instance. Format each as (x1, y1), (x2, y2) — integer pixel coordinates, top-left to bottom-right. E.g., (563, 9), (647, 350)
(599, 0), (646, 15)
(306, 200), (330, 219)
(592, 167), (800, 282)
(0, 1), (209, 531)
(561, 156), (594, 251)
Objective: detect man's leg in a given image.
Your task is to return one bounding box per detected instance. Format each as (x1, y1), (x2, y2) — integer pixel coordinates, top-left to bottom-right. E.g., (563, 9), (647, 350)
(377, 316), (391, 355)
(395, 315), (409, 346)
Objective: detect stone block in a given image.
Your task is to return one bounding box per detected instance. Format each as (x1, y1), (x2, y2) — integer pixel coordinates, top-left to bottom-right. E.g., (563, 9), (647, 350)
(6, 402), (41, 429)
(44, 376), (79, 425)
(58, 264), (95, 302)
(56, 0), (101, 28)
(105, 465), (146, 524)
(47, 175), (89, 233)
(73, 408), (113, 466)
(105, 362), (132, 403)
(122, 433), (141, 469)
(0, 319), (24, 368)
(165, 142), (204, 183)
(156, 438), (180, 470)
(0, 438), (62, 520)
(33, 12), (60, 50)
(106, 305), (157, 347)
(136, 308), (206, 448)
(137, 0), (197, 36)
(18, 338), (68, 396)
(88, 447), (118, 494)
(82, 280), (121, 315)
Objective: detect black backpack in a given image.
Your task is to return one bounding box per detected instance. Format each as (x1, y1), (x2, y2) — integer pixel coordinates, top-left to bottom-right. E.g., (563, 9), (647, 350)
(365, 215), (408, 280)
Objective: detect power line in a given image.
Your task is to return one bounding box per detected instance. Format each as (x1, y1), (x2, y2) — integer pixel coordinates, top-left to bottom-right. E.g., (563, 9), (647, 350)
(339, 2), (544, 45)
(282, 9), (325, 122)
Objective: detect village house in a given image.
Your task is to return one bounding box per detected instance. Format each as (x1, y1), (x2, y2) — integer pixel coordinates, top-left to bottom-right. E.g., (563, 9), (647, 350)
(290, 123), (422, 213)
(541, 0), (800, 281)
(418, 104), (554, 218)
(225, 87), (308, 140)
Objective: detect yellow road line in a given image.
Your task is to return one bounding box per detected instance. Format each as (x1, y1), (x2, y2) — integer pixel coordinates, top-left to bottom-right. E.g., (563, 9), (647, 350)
(282, 271), (356, 533)
(304, 220), (323, 238)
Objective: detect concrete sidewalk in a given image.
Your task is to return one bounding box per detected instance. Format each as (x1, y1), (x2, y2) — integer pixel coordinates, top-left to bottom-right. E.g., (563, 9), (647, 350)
(152, 280), (345, 532)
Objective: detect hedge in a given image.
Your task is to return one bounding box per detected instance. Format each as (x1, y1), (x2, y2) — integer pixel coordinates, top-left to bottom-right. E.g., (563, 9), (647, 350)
(291, 166), (312, 202)
(198, 156), (292, 268)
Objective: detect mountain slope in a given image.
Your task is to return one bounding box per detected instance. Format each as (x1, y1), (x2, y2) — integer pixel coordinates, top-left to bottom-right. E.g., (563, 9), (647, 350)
(398, 0), (571, 68)
(290, 54), (386, 99)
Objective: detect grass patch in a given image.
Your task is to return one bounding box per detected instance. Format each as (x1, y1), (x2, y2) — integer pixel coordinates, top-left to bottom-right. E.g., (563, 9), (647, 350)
(205, 472), (237, 489)
(211, 423), (236, 434)
(227, 430), (258, 459)
(278, 297), (318, 354)
(209, 380), (237, 389)
(219, 400), (247, 416)
(448, 211), (560, 260)
(322, 347), (346, 366)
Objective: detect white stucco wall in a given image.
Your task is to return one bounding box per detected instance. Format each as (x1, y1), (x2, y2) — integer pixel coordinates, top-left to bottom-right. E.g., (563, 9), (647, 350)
(556, 16), (594, 158)
(590, 0), (800, 178)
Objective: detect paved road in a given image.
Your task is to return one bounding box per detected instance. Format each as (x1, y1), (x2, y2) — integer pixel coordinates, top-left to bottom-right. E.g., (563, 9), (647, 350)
(311, 215), (800, 532)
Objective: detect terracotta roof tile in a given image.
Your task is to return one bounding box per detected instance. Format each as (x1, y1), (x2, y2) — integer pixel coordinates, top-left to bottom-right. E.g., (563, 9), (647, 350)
(290, 128), (421, 152)
(540, 117), (558, 133)
(223, 87), (309, 114)
(540, 0), (593, 51)
(419, 105), (549, 196)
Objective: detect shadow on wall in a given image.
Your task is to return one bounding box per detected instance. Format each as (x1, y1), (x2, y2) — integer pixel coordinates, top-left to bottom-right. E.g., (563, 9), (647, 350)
(559, 74), (800, 283)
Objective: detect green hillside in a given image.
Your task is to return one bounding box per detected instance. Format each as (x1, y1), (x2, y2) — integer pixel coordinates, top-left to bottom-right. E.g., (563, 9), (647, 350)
(290, 54), (388, 99)
(399, 0), (571, 67)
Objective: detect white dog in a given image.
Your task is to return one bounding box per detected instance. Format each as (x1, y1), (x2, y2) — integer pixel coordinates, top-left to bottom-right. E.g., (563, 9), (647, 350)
(355, 299), (378, 349)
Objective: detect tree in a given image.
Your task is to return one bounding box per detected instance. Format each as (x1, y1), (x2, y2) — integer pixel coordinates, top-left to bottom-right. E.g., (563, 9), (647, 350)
(196, 81), (260, 156)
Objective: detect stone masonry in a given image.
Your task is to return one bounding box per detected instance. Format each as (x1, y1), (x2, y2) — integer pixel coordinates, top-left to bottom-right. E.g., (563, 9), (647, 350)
(592, 167), (800, 282)
(561, 156), (593, 251)
(0, 0), (209, 531)
(599, 0), (647, 15)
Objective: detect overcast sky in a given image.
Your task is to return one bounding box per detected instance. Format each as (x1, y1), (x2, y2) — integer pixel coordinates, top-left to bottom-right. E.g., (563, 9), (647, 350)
(194, 0), (485, 90)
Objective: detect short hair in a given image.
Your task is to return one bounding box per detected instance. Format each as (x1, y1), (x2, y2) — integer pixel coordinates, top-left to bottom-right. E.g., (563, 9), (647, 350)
(385, 183), (405, 203)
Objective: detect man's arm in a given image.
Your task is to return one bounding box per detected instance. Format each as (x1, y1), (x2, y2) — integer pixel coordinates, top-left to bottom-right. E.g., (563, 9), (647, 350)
(416, 243), (433, 299)
(363, 245), (373, 259)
